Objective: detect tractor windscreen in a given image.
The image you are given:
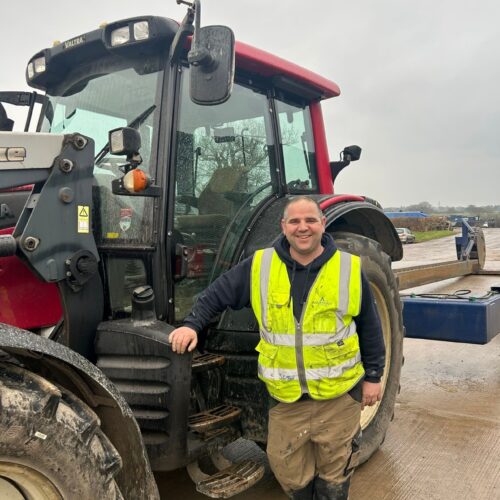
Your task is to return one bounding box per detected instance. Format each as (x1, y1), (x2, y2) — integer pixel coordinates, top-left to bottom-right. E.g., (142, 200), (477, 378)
(40, 61), (163, 247)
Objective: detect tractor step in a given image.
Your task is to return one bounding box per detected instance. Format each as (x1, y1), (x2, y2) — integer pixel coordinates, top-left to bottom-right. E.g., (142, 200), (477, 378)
(192, 353), (225, 373)
(196, 460), (265, 498)
(188, 405), (241, 433)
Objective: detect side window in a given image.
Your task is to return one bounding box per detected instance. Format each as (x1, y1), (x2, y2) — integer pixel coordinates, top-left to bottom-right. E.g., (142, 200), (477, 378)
(173, 70), (276, 321)
(275, 99), (317, 191)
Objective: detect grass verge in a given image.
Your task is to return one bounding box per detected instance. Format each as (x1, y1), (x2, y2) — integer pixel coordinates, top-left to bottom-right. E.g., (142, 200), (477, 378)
(413, 230), (454, 243)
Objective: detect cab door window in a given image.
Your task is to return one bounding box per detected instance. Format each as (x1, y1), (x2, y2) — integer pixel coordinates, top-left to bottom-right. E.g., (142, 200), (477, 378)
(275, 99), (318, 192)
(173, 70), (276, 321)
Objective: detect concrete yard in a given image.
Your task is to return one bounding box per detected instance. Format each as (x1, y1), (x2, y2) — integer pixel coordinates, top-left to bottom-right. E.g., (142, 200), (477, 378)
(156, 229), (500, 499)
(351, 335), (500, 500)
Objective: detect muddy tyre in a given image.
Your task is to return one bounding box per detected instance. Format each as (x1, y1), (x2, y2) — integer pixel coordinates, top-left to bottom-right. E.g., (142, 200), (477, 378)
(331, 232), (404, 464)
(0, 362), (123, 499)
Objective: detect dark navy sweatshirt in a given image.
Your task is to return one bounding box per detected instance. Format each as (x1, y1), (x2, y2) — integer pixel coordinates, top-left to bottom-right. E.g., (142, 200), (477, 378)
(184, 233), (385, 383)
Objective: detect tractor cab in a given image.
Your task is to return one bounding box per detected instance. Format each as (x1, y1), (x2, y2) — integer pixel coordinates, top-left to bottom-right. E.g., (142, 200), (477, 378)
(25, 13), (337, 327)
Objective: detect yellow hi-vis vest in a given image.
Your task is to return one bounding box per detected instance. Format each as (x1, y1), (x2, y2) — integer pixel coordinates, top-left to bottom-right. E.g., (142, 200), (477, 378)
(251, 248), (365, 402)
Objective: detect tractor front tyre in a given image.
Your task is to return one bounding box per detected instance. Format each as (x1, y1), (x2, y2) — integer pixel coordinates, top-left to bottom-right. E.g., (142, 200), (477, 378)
(331, 232), (404, 464)
(0, 362), (123, 499)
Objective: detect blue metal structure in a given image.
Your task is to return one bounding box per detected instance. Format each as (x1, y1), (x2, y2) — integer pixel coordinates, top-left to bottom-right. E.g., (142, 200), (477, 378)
(397, 220), (498, 344)
(402, 293), (500, 344)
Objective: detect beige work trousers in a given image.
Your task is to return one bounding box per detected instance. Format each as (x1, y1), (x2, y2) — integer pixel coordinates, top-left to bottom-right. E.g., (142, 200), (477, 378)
(266, 393), (361, 494)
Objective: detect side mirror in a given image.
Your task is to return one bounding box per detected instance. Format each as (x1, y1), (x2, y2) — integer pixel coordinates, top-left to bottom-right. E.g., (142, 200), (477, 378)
(189, 25), (235, 105)
(342, 145), (362, 163)
(330, 145), (362, 183)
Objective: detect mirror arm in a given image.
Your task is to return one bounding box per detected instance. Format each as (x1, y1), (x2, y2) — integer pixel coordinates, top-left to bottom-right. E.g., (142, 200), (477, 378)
(187, 0), (216, 69)
(170, 4), (195, 63)
(330, 145), (361, 183)
(330, 159), (350, 183)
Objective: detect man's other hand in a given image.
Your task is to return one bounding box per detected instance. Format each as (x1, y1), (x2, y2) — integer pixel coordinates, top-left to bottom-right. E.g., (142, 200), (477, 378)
(169, 327), (198, 354)
(361, 381), (382, 410)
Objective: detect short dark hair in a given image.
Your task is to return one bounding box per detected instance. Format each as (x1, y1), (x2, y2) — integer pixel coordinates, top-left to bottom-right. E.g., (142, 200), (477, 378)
(282, 196), (323, 220)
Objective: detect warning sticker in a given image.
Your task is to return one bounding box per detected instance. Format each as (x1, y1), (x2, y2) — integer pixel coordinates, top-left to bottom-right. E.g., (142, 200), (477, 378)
(78, 205), (90, 234)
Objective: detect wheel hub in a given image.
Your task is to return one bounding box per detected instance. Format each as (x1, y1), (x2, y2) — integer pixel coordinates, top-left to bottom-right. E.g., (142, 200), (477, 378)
(0, 462), (62, 500)
(360, 282), (392, 429)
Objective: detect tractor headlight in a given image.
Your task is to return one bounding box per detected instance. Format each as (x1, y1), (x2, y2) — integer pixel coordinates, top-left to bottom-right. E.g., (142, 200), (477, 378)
(111, 26), (130, 47)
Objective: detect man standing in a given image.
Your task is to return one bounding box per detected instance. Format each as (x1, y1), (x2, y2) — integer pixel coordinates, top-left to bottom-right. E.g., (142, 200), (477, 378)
(169, 196), (385, 499)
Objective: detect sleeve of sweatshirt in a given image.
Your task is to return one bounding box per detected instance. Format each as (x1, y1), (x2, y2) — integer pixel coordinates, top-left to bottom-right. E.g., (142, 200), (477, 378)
(354, 271), (386, 383)
(183, 256), (253, 334)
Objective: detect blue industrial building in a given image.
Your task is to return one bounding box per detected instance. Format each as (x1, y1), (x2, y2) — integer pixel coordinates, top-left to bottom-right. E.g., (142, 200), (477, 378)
(384, 211), (428, 219)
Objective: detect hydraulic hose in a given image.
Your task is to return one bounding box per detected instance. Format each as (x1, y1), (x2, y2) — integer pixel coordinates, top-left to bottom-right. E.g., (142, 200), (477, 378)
(0, 235), (17, 257)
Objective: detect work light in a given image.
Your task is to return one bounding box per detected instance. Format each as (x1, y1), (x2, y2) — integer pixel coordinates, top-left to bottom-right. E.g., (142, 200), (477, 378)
(33, 57), (46, 74)
(133, 21), (149, 41)
(111, 26), (130, 46)
(27, 56), (46, 80)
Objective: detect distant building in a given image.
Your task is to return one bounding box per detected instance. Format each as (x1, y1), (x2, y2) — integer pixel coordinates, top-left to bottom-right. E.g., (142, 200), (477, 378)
(384, 211), (428, 219)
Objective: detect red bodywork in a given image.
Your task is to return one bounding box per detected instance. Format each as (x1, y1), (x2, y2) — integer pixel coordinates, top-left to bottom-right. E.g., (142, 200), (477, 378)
(235, 42), (340, 99)
(235, 41), (340, 196)
(0, 228), (62, 329)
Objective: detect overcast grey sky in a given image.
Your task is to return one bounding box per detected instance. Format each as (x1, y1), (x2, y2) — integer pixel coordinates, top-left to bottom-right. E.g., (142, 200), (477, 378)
(2, 0), (499, 207)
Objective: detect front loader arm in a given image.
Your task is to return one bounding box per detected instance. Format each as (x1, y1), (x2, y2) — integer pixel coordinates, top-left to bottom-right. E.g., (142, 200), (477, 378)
(0, 131), (98, 281)
(0, 131), (102, 359)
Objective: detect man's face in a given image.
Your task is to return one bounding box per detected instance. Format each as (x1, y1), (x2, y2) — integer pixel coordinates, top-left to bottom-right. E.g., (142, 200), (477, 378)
(281, 200), (326, 257)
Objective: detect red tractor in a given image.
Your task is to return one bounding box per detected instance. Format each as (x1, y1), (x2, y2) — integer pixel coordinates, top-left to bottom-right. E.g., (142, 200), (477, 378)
(0, 1), (403, 497)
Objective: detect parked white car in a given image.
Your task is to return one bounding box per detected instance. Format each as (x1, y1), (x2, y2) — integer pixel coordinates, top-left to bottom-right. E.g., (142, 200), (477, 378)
(397, 227), (416, 244)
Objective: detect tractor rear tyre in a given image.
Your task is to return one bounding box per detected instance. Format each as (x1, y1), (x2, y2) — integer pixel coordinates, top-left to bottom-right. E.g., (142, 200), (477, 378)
(331, 232), (404, 464)
(0, 362), (123, 499)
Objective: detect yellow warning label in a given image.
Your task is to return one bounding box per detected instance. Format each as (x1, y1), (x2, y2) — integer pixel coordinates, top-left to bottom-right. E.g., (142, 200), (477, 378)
(78, 205), (90, 234)
(79, 206), (89, 217)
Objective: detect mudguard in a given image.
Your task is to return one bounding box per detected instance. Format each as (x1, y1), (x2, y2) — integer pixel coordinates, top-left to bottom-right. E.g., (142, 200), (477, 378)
(0, 323), (160, 500)
(318, 196), (403, 261)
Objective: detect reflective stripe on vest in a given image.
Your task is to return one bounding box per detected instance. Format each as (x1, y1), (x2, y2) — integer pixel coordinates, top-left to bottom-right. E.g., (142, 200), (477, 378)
(251, 247), (364, 402)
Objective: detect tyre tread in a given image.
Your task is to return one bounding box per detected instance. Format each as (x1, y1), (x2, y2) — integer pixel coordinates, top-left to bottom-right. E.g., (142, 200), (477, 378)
(0, 362), (123, 498)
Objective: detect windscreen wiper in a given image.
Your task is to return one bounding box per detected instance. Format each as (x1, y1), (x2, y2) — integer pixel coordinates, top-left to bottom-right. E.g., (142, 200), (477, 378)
(94, 104), (156, 164)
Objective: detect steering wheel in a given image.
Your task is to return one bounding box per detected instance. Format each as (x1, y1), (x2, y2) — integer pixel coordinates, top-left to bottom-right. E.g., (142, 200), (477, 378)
(287, 178), (310, 190)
